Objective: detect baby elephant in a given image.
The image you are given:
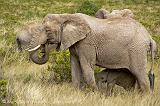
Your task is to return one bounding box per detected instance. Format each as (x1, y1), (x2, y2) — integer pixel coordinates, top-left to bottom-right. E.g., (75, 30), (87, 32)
(96, 68), (136, 96)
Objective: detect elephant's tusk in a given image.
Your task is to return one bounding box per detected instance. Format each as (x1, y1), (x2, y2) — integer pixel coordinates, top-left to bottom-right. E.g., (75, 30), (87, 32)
(27, 45), (41, 52)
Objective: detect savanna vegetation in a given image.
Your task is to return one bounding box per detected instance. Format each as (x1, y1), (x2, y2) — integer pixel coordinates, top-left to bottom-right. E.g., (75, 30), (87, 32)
(0, 0), (160, 105)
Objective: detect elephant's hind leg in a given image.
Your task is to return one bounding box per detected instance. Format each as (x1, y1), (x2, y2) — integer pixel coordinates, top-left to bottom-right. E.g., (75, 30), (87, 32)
(129, 49), (149, 93)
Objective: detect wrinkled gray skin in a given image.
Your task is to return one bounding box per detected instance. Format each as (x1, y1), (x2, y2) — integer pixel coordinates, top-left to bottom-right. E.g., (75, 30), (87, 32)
(16, 13), (155, 92)
(96, 68), (136, 96)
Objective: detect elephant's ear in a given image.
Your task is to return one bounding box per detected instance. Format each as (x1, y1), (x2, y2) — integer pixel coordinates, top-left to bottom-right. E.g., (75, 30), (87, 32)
(95, 9), (110, 19)
(60, 14), (91, 51)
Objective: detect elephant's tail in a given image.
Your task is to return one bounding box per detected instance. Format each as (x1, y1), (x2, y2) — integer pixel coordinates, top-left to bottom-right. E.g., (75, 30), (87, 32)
(148, 40), (155, 93)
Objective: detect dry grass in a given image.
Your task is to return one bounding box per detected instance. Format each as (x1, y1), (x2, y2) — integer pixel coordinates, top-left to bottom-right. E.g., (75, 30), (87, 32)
(2, 62), (159, 106)
(12, 82), (160, 106)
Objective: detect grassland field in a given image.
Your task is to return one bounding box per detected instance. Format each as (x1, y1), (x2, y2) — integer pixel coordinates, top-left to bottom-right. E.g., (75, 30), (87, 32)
(0, 0), (160, 105)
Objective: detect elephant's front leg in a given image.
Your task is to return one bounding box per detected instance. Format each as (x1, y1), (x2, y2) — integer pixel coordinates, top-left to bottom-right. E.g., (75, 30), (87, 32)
(78, 45), (98, 90)
(106, 82), (115, 96)
(80, 58), (98, 90)
(70, 55), (82, 88)
(70, 47), (82, 89)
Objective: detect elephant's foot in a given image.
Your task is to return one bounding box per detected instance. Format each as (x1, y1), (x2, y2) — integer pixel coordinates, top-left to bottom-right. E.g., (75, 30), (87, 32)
(137, 79), (149, 93)
(92, 85), (98, 91)
(81, 80), (98, 91)
(105, 91), (112, 97)
(84, 80), (98, 91)
(72, 80), (81, 89)
(105, 83), (114, 96)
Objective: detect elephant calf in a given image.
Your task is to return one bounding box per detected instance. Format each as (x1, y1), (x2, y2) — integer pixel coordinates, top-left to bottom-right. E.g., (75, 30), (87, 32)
(96, 68), (136, 96)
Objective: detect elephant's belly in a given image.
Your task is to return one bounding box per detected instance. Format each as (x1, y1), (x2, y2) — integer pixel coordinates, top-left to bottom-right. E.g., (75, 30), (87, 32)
(96, 46), (130, 69)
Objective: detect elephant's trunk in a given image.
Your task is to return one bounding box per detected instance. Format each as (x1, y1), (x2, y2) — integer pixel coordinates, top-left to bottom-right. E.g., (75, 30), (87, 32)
(29, 44), (49, 65)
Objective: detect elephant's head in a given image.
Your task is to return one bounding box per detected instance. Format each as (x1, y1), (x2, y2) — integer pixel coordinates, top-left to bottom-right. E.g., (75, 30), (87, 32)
(16, 13), (90, 65)
(95, 9), (110, 19)
(96, 71), (108, 89)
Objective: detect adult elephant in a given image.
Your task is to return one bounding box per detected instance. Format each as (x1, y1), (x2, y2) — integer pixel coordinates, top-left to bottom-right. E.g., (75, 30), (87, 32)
(16, 13), (155, 92)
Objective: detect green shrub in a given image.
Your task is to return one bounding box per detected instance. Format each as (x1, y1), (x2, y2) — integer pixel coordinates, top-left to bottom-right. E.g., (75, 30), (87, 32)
(47, 50), (102, 83)
(47, 51), (71, 83)
(77, 0), (100, 15)
(0, 80), (16, 105)
(0, 80), (7, 102)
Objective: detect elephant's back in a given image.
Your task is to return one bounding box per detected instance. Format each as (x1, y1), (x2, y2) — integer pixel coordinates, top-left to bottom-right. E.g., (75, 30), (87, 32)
(82, 15), (138, 45)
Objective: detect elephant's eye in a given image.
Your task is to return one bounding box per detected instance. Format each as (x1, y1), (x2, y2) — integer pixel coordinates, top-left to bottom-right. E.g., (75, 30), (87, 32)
(45, 26), (53, 35)
(45, 29), (52, 35)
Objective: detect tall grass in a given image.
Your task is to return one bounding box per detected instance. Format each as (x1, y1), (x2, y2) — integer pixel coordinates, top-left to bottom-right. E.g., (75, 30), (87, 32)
(1, 61), (159, 105)
(0, 0), (160, 105)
